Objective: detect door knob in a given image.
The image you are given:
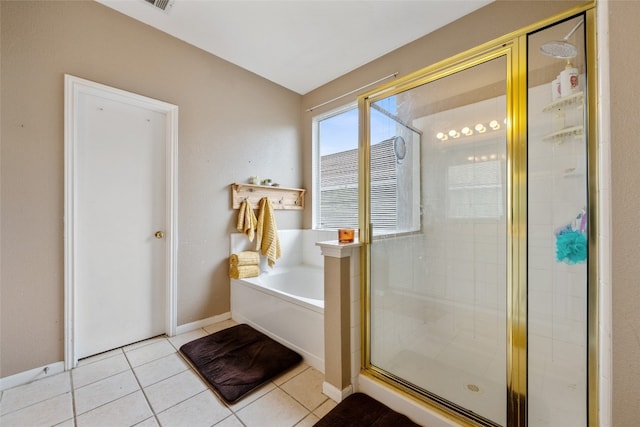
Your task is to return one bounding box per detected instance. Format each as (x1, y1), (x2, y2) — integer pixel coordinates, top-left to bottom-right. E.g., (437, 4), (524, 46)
(155, 231), (164, 239)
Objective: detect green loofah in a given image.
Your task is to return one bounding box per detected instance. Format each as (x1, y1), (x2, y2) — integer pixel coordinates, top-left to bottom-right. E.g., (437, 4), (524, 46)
(556, 229), (587, 264)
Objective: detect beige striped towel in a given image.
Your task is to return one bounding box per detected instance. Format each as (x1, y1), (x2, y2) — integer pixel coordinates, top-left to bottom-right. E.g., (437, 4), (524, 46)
(229, 264), (260, 279)
(256, 197), (281, 267)
(236, 199), (257, 241)
(229, 251), (260, 266)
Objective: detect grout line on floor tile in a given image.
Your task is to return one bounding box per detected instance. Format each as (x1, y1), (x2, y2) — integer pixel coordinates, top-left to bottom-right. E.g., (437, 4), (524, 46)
(77, 348), (127, 370)
(218, 413), (247, 427)
(132, 415), (158, 426)
(275, 381), (329, 414)
(166, 327), (209, 352)
(123, 334), (168, 354)
(224, 382), (276, 415)
(277, 366), (332, 414)
(125, 342), (162, 427)
(273, 364), (311, 387)
(1, 373), (76, 419)
(75, 389), (141, 419)
(134, 346), (216, 421)
(0, 392), (68, 419)
(150, 381), (210, 418)
(69, 368), (78, 423)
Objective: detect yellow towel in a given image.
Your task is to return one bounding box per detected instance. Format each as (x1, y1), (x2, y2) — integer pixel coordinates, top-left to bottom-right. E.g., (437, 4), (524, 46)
(236, 199), (257, 241)
(229, 251), (260, 266)
(229, 264), (260, 279)
(256, 197), (281, 267)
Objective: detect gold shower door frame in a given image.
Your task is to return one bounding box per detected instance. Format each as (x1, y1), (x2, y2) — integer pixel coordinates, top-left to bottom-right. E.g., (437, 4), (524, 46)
(358, 5), (598, 427)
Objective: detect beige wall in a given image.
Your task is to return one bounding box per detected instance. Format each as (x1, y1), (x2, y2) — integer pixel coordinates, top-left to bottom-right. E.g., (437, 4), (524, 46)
(609, 1), (640, 424)
(302, 0), (640, 424)
(0, 1), (303, 377)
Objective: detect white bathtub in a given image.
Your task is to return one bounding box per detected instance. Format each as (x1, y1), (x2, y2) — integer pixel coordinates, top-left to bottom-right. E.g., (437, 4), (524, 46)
(231, 265), (325, 372)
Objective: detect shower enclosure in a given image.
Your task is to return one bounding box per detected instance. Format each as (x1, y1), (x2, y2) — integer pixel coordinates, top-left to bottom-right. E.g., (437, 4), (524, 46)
(359, 10), (595, 427)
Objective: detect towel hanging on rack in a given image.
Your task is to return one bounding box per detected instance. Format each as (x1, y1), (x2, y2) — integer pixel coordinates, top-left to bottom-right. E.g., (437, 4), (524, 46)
(236, 199), (257, 241)
(256, 197), (281, 267)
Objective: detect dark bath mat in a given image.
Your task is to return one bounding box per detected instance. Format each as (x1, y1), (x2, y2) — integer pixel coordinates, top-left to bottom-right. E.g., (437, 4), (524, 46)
(179, 323), (302, 403)
(314, 393), (423, 427)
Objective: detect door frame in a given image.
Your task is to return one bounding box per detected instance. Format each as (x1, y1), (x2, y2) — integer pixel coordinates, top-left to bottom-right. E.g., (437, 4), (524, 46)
(63, 74), (179, 369)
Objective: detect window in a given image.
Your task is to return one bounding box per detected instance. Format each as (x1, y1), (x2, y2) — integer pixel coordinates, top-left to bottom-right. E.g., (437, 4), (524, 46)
(313, 105), (359, 230)
(313, 100), (421, 235)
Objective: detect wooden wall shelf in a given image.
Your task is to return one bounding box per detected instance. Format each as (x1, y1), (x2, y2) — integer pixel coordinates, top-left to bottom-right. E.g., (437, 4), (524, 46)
(231, 183), (305, 210)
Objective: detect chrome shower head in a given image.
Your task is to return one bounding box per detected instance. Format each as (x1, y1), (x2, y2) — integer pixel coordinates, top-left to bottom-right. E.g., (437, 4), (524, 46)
(539, 19), (584, 59)
(540, 40), (578, 59)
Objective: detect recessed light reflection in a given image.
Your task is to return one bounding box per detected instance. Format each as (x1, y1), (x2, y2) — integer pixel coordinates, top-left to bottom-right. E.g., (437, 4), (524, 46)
(467, 153), (504, 162)
(436, 118), (506, 142)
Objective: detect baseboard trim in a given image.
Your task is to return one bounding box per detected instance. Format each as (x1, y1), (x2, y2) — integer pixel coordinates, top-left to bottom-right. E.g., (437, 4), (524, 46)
(1, 314), (232, 392)
(322, 381), (353, 402)
(175, 312), (231, 335)
(0, 361), (65, 392)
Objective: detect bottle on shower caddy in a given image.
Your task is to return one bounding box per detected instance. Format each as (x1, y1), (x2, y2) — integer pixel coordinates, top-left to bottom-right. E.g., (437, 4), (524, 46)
(559, 61), (579, 97)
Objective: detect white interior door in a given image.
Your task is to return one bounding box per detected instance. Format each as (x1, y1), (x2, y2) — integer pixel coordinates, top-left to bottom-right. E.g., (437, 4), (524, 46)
(66, 76), (178, 361)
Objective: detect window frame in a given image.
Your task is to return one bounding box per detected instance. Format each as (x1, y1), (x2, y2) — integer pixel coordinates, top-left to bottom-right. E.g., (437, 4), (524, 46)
(312, 102), (359, 231)
(312, 101), (422, 235)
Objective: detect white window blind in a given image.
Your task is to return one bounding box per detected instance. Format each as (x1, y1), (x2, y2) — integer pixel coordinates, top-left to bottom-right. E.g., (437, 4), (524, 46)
(318, 147), (358, 229)
(319, 138), (398, 230)
(370, 139), (398, 232)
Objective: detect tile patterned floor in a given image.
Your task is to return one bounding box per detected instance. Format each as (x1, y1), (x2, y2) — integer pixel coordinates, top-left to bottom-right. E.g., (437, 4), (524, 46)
(0, 320), (336, 427)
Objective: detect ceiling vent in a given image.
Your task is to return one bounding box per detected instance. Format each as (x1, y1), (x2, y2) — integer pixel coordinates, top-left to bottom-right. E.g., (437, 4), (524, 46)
(143, 0), (174, 12)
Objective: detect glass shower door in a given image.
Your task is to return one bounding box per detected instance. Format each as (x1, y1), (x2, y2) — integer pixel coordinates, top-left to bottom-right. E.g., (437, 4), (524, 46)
(366, 55), (509, 425)
(527, 15), (589, 427)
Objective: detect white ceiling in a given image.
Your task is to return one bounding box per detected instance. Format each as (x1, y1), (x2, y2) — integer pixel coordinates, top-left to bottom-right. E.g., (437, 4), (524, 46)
(97, 0), (493, 95)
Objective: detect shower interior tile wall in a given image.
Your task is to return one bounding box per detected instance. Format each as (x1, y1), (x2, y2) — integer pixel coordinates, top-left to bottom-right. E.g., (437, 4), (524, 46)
(528, 82), (587, 426)
(371, 229), (506, 422)
(370, 126), (508, 421)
